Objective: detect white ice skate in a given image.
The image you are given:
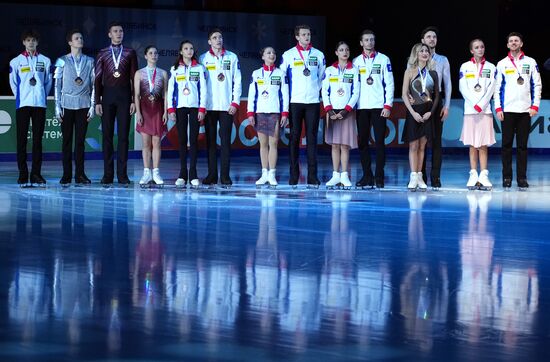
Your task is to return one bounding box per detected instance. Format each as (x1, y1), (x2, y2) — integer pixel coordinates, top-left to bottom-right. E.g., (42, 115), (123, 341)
(267, 169), (278, 188)
(139, 168), (152, 188)
(477, 169), (492, 191)
(340, 171), (352, 190)
(407, 172), (418, 191)
(416, 172), (427, 191)
(467, 169), (479, 190)
(256, 169), (269, 188)
(326, 171), (341, 190)
(152, 168), (164, 188)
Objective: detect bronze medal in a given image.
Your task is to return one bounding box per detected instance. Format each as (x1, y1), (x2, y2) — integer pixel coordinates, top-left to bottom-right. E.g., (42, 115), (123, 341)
(366, 76), (374, 85)
(474, 83), (482, 92)
(217, 73), (225, 82)
(337, 88), (345, 97)
(29, 77), (37, 86)
(262, 90), (269, 99)
(75, 77), (83, 85)
(183, 87), (190, 95)
(148, 94), (155, 102)
(113, 70), (121, 78)
(517, 76), (524, 85)
(303, 68), (311, 76)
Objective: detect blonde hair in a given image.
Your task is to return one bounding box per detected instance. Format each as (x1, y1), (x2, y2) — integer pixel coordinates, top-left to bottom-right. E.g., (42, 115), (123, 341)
(406, 43), (435, 77)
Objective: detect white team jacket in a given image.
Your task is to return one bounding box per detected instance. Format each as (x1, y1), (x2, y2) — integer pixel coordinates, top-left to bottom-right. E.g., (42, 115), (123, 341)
(9, 51), (52, 109)
(321, 62), (360, 112)
(280, 44), (326, 104)
(246, 65), (289, 117)
(494, 52), (542, 113)
(352, 51), (394, 110)
(199, 48), (242, 111)
(458, 58), (497, 115)
(167, 60), (207, 113)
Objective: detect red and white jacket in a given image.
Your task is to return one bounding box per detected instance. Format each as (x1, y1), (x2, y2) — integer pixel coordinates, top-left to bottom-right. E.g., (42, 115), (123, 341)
(280, 43), (326, 104)
(321, 61), (360, 112)
(352, 51), (394, 110)
(494, 52), (542, 113)
(199, 48), (242, 111)
(247, 64), (289, 117)
(459, 57), (496, 115)
(167, 60), (207, 113)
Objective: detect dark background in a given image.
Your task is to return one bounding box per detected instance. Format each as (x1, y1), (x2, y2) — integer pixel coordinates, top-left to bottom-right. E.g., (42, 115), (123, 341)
(2, 0), (549, 98)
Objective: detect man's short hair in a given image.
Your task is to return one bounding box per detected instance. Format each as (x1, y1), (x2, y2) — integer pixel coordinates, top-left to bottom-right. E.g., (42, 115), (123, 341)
(421, 26), (439, 39)
(21, 29), (40, 42)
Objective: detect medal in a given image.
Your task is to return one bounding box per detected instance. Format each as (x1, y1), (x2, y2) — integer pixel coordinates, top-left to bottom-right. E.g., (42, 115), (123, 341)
(26, 53), (38, 87)
(148, 94), (155, 102)
(110, 45), (123, 79)
(420, 92), (431, 102)
(183, 87), (190, 95)
(262, 90), (269, 98)
(363, 51), (378, 87)
(217, 73), (225, 82)
(366, 76), (374, 85)
(474, 83), (482, 92)
(517, 76), (524, 85)
(71, 54), (84, 86)
(303, 68), (311, 76)
(337, 88), (345, 97)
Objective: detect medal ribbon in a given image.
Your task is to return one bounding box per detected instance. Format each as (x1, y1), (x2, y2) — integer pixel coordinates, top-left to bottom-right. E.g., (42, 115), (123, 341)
(110, 45), (123, 71)
(71, 54), (83, 78)
(418, 67), (428, 95)
(146, 67), (157, 93)
(362, 51), (377, 79)
(297, 46), (311, 72)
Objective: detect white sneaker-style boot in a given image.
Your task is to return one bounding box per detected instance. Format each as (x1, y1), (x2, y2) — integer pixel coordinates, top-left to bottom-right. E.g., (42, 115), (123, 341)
(139, 168), (152, 187)
(467, 169), (479, 190)
(340, 171), (352, 189)
(267, 169), (278, 187)
(152, 168), (164, 186)
(190, 179), (200, 188)
(416, 172), (427, 191)
(175, 178), (186, 188)
(478, 169), (492, 190)
(256, 168), (269, 187)
(407, 172), (418, 191)
(326, 171), (341, 189)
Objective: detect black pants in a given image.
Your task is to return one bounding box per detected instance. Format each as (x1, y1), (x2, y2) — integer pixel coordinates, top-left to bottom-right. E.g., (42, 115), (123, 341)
(16, 106), (46, 177)
(61, 108), (89, 178)
(204, 110), (233, 181)
(501, 112), (530, 181)
(101, 88), (132, 181)
(422, 100), (443, 183)
(176, 107), (200, 180)
(356, 109), (387, 181)
(289, 103), (320, 183)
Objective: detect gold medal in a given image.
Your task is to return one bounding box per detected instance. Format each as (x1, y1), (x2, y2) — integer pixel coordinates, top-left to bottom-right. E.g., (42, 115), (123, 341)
(113, 71), (121, 78)
(148, 94), (155, 102)
(183, 87), (190, 95)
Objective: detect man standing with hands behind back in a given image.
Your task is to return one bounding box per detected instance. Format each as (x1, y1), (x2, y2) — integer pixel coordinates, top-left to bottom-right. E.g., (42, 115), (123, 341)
(494, 32), (542, 189)
(95, 21), (138, 186)
(9, 29), (52, 187)
(280, 25), (326, 188)
(420, 26), (451, 190)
